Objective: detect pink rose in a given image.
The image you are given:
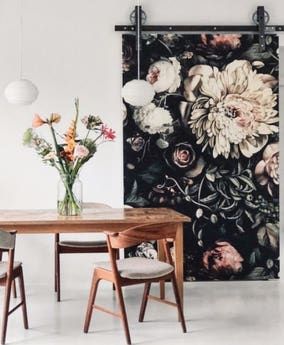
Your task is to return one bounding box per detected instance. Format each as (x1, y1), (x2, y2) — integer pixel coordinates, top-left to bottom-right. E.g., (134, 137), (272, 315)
(74, 144), (89, 159)
(201, 34), (241, 50)
(203, 241), (244, 278)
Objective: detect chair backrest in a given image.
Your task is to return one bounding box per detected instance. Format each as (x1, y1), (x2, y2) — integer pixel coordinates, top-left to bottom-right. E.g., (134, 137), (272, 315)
(105, 223), (176, 276)
(0, 231), (16, 275)
(0, 230), (16, 250)
(83, 202), (112, 209)
(105, 223), (177, 250)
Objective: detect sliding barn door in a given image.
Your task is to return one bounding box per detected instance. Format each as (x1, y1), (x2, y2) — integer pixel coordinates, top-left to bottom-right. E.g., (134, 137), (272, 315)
(123, 34), (279, 281)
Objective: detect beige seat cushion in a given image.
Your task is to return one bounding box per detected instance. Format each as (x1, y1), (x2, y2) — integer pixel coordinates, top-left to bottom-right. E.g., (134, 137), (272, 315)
(0, 261), (21, 279)
(59, 240), (107, 248)
(95, 257), (174, 279)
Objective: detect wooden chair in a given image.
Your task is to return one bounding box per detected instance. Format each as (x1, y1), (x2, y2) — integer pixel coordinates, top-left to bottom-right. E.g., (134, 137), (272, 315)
(55, 202), (112, 302)
(83, 223), (187, 345)
(0, 230), (28, 345)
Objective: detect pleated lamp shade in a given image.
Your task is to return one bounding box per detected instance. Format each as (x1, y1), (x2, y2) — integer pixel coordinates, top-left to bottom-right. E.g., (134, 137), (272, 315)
(122, 79), (154, 107)
(4, 79), (39, 105)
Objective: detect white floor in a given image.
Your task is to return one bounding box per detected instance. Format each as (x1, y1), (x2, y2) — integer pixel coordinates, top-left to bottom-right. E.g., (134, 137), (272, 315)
(2, 280), (283, 345)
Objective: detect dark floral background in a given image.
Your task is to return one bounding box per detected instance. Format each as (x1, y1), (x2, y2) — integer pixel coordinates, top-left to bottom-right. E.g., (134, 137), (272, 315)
(123, 34), (279, 281)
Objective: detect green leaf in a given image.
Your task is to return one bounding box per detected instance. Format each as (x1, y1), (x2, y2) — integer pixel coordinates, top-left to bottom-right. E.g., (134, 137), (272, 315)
(241, 44), (272, 61)
(138, 162), (163, 185)
(206, 173), (215, 182)
(238, 175), (256, 190)
(219, 169), (230, 175)
(206, 166), (218, 174)
(257, 223), (279, 253)
(197, 229), (203, 240)
(249, 252), (256, 266)
(186, 183), (200, 195)
(220, 201), (237, 212)
(22, 128), (34, 146)
(229, 177), (241, 189)
(245, 210), (254, 223)
(125, 181), (150, 207)
(243, 267), (269, 280)
(199, 192), (218, 204)
(244, 200), (259, 209)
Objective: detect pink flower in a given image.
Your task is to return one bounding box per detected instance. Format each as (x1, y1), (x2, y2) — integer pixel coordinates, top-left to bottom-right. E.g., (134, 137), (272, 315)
(32, 114), (46, 128)
(101, 125), (116, 140)
(203, 241), (244, 278)
(201, 34), (241, 50)
(74, 144), (89, 159)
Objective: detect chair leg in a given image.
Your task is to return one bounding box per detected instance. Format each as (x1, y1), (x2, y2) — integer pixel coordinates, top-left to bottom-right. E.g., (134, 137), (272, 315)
(115, 283), (131, 345)
(54, 246), (57, 293)
(55, 246), (61, 302)
(18, 267), (29, 329)
(84, 271), (100, 333)
(138, 282), (151, 322)
(112, 250), (120, 291)
(12, 280), (17, 299)
(1, 278), (12, 345)
(171, 275), (187, 333)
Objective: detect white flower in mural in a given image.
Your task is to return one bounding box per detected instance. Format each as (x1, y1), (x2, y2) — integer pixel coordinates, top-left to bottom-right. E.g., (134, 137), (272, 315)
(146, 57), (181, 93)
(255, 143), (279, 196)
(133, 103), (173, 134)
(187, 60), (278, 159)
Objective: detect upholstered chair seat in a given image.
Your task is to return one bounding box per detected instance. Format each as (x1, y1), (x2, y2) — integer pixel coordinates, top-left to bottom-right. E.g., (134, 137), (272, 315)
(95, 257), (174, 280)
(84, 223), (187, 345)
(59, 240), (107, 248)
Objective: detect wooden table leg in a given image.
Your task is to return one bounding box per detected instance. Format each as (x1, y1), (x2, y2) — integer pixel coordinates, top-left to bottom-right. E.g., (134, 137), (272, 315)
(157, 240), (165, 300)
(174, 223), (184, 307)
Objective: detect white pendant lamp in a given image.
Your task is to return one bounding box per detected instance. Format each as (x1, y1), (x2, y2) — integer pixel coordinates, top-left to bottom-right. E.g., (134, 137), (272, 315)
(4, 0), (38, 105)
(122, 3), (154, 107)
(4, 79), (38, 105)
(122, 79), (154, 107)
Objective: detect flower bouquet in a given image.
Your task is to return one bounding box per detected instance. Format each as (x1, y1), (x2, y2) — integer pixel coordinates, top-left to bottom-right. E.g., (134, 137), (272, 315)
(23, 98), (115, 216)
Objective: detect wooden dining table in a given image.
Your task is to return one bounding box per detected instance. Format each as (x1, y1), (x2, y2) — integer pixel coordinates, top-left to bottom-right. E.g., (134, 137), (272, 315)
(0, 207), (190, 303)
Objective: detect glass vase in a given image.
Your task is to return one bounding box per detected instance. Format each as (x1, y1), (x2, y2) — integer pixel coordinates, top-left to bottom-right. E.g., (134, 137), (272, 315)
(57, 175), (82, 216)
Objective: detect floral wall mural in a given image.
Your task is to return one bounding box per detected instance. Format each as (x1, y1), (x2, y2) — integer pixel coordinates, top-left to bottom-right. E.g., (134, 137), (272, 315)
(123, 34), (279, 281)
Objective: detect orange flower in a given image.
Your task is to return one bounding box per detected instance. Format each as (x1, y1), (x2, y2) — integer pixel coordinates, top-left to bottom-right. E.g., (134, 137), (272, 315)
(62, 117), (77, 162)
(49, 113), (61, 124)
(63, 139), (76, 161)
(65, 120), (76, 142)
(32, 114), (46, 128)
(66, 139), (76, 152)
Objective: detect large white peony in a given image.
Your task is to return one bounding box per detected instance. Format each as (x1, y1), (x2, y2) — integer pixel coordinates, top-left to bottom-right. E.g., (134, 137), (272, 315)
(133, 103), (173, 134)
(187, 60), (278, 159)
(146, 57), (181, 93)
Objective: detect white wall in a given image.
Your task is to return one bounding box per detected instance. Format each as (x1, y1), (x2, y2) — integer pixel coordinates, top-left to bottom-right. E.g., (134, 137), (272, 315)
(0, 0), (283, 287)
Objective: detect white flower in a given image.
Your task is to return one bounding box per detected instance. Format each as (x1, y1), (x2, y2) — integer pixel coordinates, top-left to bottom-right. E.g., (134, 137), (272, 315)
(43, 151), (56, 160)
(255, 143), (279, 196)
(133, 103), (173, 134)
(146, 57), (181, 93)
(74, 144), (89, 159)
(187, 60), (278, 159)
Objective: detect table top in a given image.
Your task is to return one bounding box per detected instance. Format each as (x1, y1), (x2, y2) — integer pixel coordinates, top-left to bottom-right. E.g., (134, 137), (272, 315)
(0, 207), (190, 226)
